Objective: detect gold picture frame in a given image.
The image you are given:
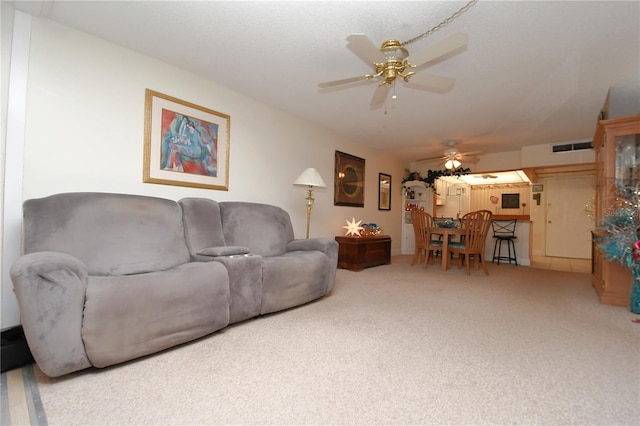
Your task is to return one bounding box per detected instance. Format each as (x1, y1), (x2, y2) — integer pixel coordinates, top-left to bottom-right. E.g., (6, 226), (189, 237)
(143, 89), (230, 190)
(334, 151), (365, 207)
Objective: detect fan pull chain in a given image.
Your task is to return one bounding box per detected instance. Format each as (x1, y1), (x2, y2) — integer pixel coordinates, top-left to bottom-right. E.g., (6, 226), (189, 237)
(385, 81), (399, 115)
(401, 0), (478, 47)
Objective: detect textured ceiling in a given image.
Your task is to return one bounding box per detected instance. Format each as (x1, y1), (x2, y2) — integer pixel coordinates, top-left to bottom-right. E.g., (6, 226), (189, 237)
(13, 0), (640, 163)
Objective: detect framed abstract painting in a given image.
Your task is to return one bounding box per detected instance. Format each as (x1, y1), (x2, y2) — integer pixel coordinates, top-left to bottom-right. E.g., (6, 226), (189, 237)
(143, 89), (230, 190)
(334, 150), (365, 207)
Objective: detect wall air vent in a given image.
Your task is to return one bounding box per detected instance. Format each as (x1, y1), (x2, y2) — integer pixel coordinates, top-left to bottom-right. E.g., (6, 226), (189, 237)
(552, 141), (593, 153)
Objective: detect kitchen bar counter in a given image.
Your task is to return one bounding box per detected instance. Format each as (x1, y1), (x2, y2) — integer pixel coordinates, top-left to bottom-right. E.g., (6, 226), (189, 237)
(492, 214), (530, 221)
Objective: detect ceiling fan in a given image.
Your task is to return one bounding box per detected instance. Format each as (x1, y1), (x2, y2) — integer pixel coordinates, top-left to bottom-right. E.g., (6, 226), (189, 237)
(417, 140), (483, 169)
(318, 32), (469, 109)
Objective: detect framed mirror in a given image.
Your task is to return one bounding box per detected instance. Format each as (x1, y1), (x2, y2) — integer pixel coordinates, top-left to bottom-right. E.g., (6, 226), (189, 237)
(378, 173), (391, 210)
(334, 151), (365, 207)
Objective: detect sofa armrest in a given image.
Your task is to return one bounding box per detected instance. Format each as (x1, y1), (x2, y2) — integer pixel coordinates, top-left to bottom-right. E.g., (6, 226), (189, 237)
(197, 246), (250, 257)
(10, 251), (92, 377)
(287, 238), (339, 294)
(287, 238), (338, 257)
(192, 246), (251, 262)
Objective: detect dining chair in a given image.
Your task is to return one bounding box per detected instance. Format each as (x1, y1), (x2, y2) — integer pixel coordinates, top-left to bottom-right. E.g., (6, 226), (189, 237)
(445, 209), (493, 275)
(422, 211), (444, 268)
(410, 209), (429, 266)
(457, 212), (473, 243)
(410, 209), (443, 267)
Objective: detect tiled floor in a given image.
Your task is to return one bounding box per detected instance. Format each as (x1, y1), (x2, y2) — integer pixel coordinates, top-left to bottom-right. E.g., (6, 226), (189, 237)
(530, 255), (592, 273)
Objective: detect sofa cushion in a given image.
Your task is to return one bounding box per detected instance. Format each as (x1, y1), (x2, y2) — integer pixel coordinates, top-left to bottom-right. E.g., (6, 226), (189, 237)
(219, 202), (295, 257)
(82, 261), (230, 368)
(23, 193), (190, 275)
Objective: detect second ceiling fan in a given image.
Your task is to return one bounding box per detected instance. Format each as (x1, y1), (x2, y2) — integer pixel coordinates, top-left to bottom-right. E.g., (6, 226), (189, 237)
(417, 140), (483, 169)
(318, 32), (468, 109)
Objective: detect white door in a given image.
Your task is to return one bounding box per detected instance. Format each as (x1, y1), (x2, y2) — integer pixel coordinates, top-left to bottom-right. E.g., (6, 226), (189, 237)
(545, 176), (594, 258)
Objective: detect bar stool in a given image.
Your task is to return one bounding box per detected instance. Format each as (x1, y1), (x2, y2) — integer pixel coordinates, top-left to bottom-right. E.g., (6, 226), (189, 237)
(491, 219), (518, 265)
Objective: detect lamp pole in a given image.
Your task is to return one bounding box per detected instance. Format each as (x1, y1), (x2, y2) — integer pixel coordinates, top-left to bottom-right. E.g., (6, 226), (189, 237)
(304, 186), (315, 239)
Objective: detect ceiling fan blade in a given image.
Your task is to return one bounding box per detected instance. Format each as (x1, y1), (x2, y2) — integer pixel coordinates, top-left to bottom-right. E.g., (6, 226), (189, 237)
(416, 154), (447, 163)
(458, 150), (484, 157)
(405, 72), (455, 93)
(408, 32), (468, 67)
(318, 75), (370, 88)
(347, 34), (385, 65)
(458, 155), (480, 164)
(370, 84), (389, 109)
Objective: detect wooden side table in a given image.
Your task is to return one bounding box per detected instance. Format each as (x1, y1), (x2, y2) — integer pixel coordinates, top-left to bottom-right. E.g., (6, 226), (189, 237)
(335, 235), (391, 271)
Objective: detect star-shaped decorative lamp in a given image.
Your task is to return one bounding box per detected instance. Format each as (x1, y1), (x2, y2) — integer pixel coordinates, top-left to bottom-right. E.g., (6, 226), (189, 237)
(343, 217), (364, 237)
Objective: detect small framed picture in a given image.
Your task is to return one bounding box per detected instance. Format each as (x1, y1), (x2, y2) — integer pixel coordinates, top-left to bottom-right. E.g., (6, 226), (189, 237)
(502, 193), (520, 209)
(532, 184), (543, 192)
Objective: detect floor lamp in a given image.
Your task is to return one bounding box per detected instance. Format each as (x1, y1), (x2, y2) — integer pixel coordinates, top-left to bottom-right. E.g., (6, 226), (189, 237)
(293, 168), (327, 239)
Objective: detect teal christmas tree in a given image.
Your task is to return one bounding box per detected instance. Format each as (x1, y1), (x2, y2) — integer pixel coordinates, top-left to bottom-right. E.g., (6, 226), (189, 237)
(596, 185), (640, 313)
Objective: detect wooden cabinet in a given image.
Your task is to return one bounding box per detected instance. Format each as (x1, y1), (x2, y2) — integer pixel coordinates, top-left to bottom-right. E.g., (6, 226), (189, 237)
(336, 235), (391, 271)
(592, 230), (631, 306)
(592, 114), (640, 307)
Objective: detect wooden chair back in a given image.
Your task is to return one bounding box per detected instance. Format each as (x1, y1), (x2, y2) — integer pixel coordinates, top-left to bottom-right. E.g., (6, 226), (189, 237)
(448, 209), (493, 275)
(462, 210), (493, 251)
(411, 209), (429, 249)
(410, 209), (444, 267)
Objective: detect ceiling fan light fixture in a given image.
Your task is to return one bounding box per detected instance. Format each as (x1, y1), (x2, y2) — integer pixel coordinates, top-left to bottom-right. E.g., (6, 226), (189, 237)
(445, 159), (461, 170)
(380, 40), (409, 62)
(373, 39), (415, 86)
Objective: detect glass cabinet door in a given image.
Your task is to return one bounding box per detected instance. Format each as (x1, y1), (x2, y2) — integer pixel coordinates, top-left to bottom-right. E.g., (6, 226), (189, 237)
(615, 133), (640, 186)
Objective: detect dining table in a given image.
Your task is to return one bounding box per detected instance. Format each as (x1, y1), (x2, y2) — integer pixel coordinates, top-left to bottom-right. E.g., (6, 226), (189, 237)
(431, 225), (466, 271)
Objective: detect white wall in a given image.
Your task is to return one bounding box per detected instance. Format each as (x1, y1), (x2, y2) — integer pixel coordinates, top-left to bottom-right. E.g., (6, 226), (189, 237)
(2, 7), (31, 330)
(1, 2), (16, 329)
(1, 16), (406, 328)
(521, 141), (595, 168)
(472, 151), (523, 173)
(415, 144), (595, 174)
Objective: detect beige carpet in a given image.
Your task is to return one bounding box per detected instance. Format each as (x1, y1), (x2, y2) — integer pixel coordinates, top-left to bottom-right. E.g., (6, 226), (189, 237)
(34, 256), (640, 425)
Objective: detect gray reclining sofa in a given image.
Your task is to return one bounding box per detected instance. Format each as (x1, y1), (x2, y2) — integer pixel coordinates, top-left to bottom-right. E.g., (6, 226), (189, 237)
(10, 192), (338, 377)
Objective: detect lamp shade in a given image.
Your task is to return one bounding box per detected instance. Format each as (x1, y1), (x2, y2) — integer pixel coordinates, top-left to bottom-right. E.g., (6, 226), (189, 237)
(293, 168), (327, 188)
